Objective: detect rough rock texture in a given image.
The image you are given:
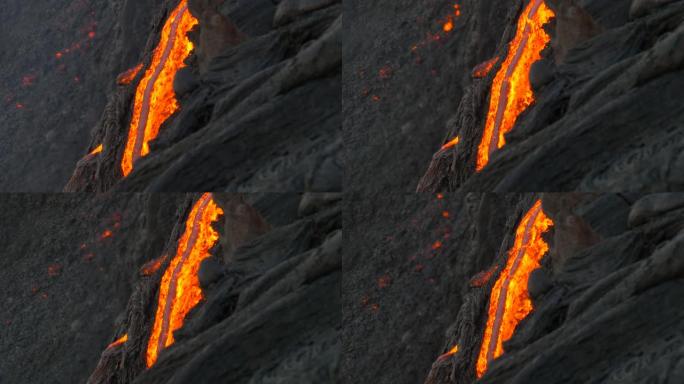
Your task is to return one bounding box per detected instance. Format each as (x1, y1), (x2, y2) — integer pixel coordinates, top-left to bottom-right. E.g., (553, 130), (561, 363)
(0, 193), (339, 383)
(343, 192), (684, 384)
(416, 0), (684, 192)
(64, 0), (341, 192)
(0, 193), (184, 383)
(0, 0), (159, 191)
(86, 193), (340, 383)
(344, 0), (514, 192)
(344, 0), (684, 193)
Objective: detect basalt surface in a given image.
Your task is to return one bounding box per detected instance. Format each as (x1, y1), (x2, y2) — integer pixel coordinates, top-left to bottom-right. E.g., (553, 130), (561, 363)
(345, 0), (684, 193)
(0, 193), (340, 383)
(342, 192), (684, 384)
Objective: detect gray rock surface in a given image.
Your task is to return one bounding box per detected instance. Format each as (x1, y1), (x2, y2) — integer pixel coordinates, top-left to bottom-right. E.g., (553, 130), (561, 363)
(0, 0), (158, 191)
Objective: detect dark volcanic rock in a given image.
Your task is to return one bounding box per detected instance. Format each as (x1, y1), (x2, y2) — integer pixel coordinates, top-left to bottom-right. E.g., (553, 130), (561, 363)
(1, 193), (339, 383)
(0, 0), (159, 191)
(84, 193), (340, 384)
(343, 192), (684, 384)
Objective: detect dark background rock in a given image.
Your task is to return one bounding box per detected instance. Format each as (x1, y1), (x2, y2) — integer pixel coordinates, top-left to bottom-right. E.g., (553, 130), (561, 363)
(0, 0), (159, 192)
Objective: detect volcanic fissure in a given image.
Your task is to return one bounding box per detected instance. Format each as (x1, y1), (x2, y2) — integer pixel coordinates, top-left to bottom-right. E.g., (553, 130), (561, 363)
(121, 0), (198, 177)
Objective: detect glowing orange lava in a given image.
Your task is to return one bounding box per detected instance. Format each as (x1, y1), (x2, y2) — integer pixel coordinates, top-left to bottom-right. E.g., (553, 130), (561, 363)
(472, 56), (500, 79)
(440, 136), (460, 151)
(476, 199), (553, 378)
(476, 0), (554, 171)
(117, 63), (144, 86)
(437, 344), (460, 362)
(107, 334), (128, 349)
(89, 144), (103, 156)
(146, 193), (223, 368)
(121, 0), (198, 177)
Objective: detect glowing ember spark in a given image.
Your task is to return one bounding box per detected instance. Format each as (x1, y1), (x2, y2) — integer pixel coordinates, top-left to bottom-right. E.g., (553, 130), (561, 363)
(437, 344), (459, 362)
(89, 144), (103, 156)
(476, 0), (554, 171)
(117, 63), (144, 86)
(146, 193), (223, 368)
(440, 136), (460, 151)
(121, 0), (198, 177)
(472, 56), (500, 79)
(141, 256), (166, 276)
(100, 229), (113, 240)
(476, 199), (553, 377)
(107, 334), (128, 349)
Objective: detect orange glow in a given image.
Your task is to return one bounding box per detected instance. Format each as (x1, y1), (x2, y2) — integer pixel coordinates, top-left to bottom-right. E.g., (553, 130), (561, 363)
(437, 344), (460, 362)
(472, 56), (500, 79)
(440, 136), (460, 151)
(117, 63), (144, 86)
(476, 0), (554, 171)
(101, 229), (113, 239)
(89, 144), (103, 156)
(146, 193), (223, 368)
(443, 21), (454, 32)
(141, 256), (166, 276)
(121, 0), (198, 177)
(476, 199), (553, 377)
(107, 334), (128, 349)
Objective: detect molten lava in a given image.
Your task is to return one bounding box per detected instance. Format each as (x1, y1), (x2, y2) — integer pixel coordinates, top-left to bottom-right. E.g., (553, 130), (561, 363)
(89, 144), (103, 156)
(472, 56), (500, 79)
(121, 0), (198, 177)
(107, 334), (128, 349)
(440, 136), (460, 151)
(146, 193), (223, 368)
(437, 344), (460, 362)
(475, 199), (553, 378)
(476, 0), (554, 171)
(117, 63), (144, 86)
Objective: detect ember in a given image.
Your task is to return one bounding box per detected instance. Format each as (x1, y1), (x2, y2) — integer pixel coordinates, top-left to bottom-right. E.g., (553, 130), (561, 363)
(437, 344), (459, 362)
(440, 136), (460, 151)
(476, 0), (554, 170)
(117, 63), (144, 86)
(146, 193), (223, 367)
(121, 0), (198, 176)
(141, 256), (166, 276)
(472, 56), (499, 79)
(89, 144), (103, 156)
(475, 199), (553, 377)
(107, 334), (128, 349)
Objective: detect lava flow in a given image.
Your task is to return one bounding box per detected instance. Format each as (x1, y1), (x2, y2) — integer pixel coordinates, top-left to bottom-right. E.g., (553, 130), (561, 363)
(146, 193), (223, 368)
(475, 199), (553, 378)
(476, 0), (554, 171)
(121, 0), (198, 177)
(440, 136), (460, 151)
(89, 144), (103, 156)
(107, 334), (128, 349)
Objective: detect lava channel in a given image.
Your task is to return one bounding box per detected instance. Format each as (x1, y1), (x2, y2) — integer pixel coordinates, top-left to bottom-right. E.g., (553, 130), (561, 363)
(475, 199), (553, 377)
(121, 0), (198, 177)
(476, 0), (554, 171)
(146, 193), (223, 368)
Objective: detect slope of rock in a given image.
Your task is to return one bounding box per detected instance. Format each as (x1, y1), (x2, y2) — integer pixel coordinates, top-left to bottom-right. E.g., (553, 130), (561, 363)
(65, 0), (341, 192)
(0, 193), (340, 383)
(343, 192), (684, 384)
(0, 0), (159, 191)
